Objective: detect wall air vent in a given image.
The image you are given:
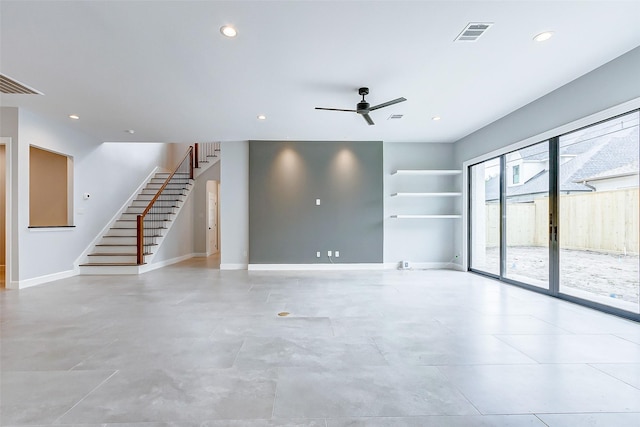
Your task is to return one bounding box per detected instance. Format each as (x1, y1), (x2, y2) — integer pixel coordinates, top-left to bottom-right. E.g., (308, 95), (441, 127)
(0, 74), (43, 95)
(455, 22), (493, 42)
(388, 114), (404, 120)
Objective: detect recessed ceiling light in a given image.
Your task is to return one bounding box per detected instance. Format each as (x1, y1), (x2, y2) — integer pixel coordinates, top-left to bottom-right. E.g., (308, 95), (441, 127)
(257, 114), (266, 120)
(69, 114), (79, 120)
(125, 129), (135, 134)
(533, 31), (554, 42)
(220, 25), (237, 38)
(432, 116), (441, 121)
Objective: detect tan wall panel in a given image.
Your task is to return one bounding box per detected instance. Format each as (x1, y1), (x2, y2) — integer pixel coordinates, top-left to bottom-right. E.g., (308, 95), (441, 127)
(29, 146), (68, 226)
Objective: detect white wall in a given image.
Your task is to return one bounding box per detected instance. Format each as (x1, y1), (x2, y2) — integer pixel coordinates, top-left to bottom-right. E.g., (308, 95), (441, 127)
(219, 141), (249, 269)
(384, 142), (460, 267)
(151, 187), (196, 264)
(1, 108), (19, 284)
(455, 46), (640, 164)
(15, 109), (171, 285)
(454, 45), (640, 270)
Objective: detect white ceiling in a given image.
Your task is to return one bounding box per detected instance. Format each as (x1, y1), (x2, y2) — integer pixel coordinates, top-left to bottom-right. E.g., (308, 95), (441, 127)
(1, 1), (640, 144)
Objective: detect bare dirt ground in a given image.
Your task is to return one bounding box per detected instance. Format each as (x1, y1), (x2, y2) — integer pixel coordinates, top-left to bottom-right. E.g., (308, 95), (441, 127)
(483, 246), (639, 304)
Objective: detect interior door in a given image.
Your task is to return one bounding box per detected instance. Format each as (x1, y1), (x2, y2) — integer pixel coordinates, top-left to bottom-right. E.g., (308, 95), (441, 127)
(0, 143), (5, 287)
(207, 181), (218, 254)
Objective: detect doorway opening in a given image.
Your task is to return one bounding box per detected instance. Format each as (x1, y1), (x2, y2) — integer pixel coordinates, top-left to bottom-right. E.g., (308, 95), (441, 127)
(206, 180), (220, 268)
(1, 139), (8, 288)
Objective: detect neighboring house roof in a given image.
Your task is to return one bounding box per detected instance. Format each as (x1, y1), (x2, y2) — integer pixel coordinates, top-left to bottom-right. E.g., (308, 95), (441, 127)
(579, 159), (640, 182)
(485, 126), (639, 201)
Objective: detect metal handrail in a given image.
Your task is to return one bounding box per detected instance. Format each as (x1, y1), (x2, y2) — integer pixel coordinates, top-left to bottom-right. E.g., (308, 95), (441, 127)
(136, 147), (194, 264)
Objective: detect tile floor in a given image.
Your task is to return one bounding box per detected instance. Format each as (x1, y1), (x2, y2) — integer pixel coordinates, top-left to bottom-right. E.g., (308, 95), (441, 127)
(1, 258), (640, 426)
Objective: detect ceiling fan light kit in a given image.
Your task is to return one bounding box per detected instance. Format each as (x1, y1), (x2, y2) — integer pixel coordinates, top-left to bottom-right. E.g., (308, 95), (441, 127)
(315, 87), (406, 126)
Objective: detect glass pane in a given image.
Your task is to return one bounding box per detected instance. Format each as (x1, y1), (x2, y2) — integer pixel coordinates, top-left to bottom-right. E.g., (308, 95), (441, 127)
(558, 111), (639, 314)
(504, 141), (549, 289)
(470, 158), (501, 275)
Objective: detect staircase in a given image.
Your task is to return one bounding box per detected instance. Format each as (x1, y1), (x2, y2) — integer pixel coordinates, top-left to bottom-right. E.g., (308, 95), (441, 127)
(78, 171), (193, 274)
(78, 143), (219, 275)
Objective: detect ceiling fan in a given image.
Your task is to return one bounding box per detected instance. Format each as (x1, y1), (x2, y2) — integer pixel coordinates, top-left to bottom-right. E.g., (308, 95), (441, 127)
(315, 87), (407, 126)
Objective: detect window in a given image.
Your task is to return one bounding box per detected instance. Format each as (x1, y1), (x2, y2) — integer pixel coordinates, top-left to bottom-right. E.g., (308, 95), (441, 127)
(468, 109), (639, 319)
(29, 146), (73, 227)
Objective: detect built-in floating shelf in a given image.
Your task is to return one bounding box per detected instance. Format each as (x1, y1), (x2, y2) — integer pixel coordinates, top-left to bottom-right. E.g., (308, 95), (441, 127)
(391, 192), (461, 197)
(391, 214), (462, 219)
(391, 169), (462, 176)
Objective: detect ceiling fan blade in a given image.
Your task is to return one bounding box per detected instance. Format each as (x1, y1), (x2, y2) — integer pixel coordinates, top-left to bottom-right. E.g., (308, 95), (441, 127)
(369, 97), (407, 111)
(362, 113), (375, 126)
(315, 107), (357, 112)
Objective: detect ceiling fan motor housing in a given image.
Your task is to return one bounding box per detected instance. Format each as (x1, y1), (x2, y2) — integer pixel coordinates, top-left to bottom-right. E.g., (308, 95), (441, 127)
(357, 102), (370, 113)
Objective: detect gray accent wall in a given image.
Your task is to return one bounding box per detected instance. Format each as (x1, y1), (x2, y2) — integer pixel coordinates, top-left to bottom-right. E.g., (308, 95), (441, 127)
(249, 141), (383, 264)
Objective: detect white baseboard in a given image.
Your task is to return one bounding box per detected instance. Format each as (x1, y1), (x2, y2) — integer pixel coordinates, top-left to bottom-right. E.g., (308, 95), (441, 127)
(192, 252), (209, 258)
(11, 268), (78, 289)
(140, 253), (195, 273)
(383, 262), (465, 271)
(220, 263), (248, 270)
(248, 263), (385, 271)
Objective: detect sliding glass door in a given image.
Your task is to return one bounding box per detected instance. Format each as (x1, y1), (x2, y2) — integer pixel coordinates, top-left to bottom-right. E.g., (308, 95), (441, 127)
(469, 109), (639, 318)
(558, 111), (639, 314)
(504, 141), (549, 289)
(469, 158), (501, 276)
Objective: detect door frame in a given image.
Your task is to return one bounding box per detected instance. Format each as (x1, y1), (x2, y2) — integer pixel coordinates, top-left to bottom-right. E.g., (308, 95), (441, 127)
(205, 180), (219, 256)
(1, 137), (12, 288)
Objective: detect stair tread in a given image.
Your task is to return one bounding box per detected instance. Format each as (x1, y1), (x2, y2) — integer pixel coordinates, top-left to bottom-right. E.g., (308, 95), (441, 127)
(89, 253), (151, 256)
(80, 263), (144, 266)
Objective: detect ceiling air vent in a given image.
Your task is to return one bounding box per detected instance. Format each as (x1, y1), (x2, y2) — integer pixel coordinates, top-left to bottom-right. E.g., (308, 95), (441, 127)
(388, 114), (404, 120)
(455, 22), (493, 42)
(0, 74), (43, 95)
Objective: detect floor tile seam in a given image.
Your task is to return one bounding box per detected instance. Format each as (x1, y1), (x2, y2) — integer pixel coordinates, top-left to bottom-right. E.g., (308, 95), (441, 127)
(587, 363), (640, 391)
(491, 334), (545, 364)
(52, 369), (119, 424)
(533, 410), (640, 416)
(67, 338), (119, 372)
(614, 333), (640, 345)
(271, 369), (280, 419)
(528, 314), (576, 334)
(533, 414), (551, 427)
(433, 365), (484, 417)
(230, 338), (247, 369)
(370, 336), (390, 366)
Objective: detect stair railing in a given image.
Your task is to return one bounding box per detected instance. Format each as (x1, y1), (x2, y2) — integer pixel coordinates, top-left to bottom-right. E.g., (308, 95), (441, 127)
(136, 146), (194, 265)
(194, 142), (220, 169)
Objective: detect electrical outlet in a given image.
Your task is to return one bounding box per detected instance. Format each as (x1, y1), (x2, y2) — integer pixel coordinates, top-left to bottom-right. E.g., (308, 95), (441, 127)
(335, 251), (340, 258)
(316, 251), (321, 258)
(327, 250), (332, 257)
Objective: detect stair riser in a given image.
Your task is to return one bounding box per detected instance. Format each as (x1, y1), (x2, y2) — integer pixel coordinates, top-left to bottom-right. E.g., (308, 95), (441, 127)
(125, 207), (176, 215)
(93, 245), (136, 254)
(140, 189), (186, 196)
(88, 255), (138, 263)
(100, 236), (138, 245)
(149, 178), (191, 185)
(135, 194), (185, 202)
(145, 182), (191, 188)
(131, 200), (181, 207)
(113, 220), (136, 229)
(106, 228), (137, 237)
(119, 213), (174, 221)
(114, 213), (175, 224)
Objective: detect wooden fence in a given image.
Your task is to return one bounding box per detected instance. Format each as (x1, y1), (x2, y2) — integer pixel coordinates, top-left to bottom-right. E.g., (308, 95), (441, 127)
(485, 188), (639, 255)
